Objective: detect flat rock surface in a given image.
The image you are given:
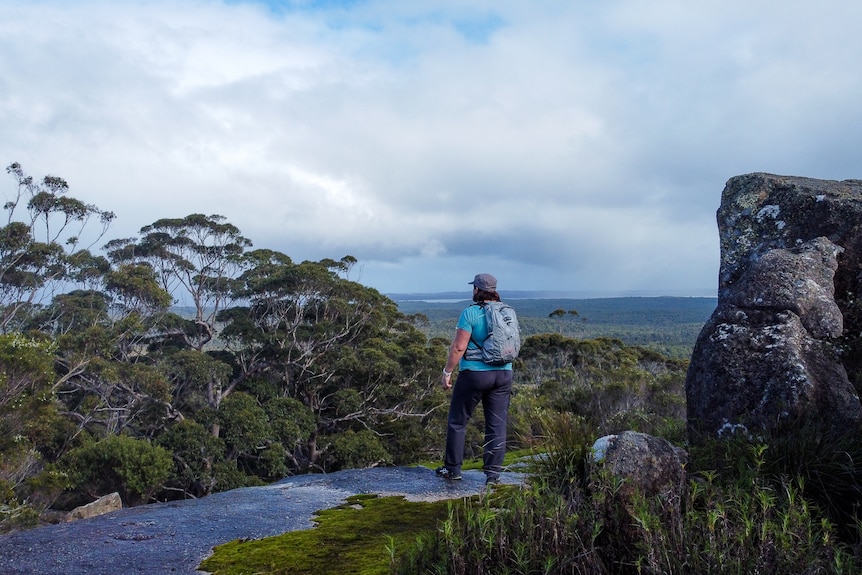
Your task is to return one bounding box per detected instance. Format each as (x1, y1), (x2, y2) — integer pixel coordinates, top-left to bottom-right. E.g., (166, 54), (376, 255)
(0, 467), (521, 575)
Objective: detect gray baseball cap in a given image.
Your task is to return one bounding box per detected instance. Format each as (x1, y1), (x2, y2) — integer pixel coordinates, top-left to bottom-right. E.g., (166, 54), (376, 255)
(469, 273), (497, 291)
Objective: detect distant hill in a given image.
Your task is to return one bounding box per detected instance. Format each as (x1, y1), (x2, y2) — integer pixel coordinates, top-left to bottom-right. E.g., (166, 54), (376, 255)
(395, 296), (718, 360)
(386, 289), (716, 301)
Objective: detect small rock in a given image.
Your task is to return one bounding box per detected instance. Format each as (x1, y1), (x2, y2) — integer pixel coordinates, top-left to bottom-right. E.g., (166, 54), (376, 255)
(66, 492), (123, 522)
(594, 431), (686, 500)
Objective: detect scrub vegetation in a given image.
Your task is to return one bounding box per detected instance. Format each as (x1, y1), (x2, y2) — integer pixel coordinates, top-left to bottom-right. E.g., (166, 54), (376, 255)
(201, 415), (862, 574)
(0, 163), (446, 530)
(394, 414), (862, 574)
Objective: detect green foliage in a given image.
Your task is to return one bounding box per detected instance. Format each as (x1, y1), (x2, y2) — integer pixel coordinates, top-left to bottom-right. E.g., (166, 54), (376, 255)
(199, 494), (451, 575)
(0, 478), (41, 533)
(60, 435), (173, 506)
(215, 391), (302, 482)
(157, 419), (226, 498)
(525, 411), (593, 498)
(395, 485), (596, 575)
(263, 396), (315, 449)
(0, 332), (70, 523)
(0, 334), (58, 445)
(210, 461), (265, 492)
(105, 213), (251, 351)
(378, 410), (447, 467)
(323, 429), (392, 471)
(0, 332), (56, 400)
(218, 392), (270, 457)
(0, 169), (450, 515)
(516, 334), (687, 442)
(689, 416), (862, 542)
(256, 443), (289, 480)
(158, 350), (233, 414)
(1, 163), (114, 331)
(21, 463), (72, 510)
(214, 252), (444, 472)
(104, 262), (173, 313)
(398, 412), (862, 575)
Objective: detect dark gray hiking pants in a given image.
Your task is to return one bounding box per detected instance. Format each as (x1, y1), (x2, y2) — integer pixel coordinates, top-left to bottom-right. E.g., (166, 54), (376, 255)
(444, 369), (514, 479)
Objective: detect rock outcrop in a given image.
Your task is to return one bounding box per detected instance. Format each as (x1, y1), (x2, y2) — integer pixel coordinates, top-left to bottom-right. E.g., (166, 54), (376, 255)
(686, 173), (862, 440)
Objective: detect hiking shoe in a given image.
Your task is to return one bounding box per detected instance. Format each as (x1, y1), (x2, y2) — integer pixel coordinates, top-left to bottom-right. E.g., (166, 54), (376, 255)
(485, 476), (501, 486)
(435, 466), (462, 480)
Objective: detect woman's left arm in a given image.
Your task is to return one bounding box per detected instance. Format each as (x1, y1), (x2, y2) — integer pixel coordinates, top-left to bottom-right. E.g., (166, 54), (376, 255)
(441, 328), (471, 390)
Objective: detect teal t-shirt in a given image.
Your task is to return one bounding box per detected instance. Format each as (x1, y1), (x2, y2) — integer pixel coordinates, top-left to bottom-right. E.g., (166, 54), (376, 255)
(457, 304), (513, 372)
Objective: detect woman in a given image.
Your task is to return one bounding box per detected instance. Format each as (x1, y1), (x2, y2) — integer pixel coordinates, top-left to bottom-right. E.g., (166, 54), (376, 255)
(437, 273), (514, 485)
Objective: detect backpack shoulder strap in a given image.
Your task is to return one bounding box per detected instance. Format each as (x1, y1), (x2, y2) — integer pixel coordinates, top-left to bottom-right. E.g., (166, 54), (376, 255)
(468, 302), (488, 348)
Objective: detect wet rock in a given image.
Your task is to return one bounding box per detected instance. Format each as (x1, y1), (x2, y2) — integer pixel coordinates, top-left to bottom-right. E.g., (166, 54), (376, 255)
(0, 466), (523, 575)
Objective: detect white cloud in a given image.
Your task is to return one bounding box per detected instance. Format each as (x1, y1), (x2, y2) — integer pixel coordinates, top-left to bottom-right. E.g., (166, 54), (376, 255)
(420, 239), (447, 258)
(1, 0), (860, 294)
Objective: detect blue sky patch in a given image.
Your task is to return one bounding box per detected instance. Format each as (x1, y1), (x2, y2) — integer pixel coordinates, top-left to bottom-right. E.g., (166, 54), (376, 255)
(454, 13), (505, 44)
(226, 0), (365, 14)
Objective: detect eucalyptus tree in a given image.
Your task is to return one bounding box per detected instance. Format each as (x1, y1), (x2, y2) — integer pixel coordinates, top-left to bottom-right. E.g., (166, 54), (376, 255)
(18, 256), (178, 441)
(216, 250), (444, 471)
(104, 214), (251, 351)
(0, 163), (115, 331)
(0, 333), (60, 494)
(155, 419), (227, 498)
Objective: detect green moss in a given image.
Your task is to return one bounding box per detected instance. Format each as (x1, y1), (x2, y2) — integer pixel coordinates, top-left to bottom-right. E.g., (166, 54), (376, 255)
(198, 493), (453, 575)
(416, 447), (535, 472)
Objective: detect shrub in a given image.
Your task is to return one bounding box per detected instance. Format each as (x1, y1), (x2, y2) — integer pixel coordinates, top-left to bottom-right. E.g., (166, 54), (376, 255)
(689, 415), (862, 543)
(61, 434), (172, 506)
(157, 419), (227, 498)
(323, 429), (391, 471)
(0, 479), (40, 533)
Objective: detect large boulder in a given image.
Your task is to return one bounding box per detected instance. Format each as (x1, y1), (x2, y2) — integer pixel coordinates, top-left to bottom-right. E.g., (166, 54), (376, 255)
(687, 173), (862, 440)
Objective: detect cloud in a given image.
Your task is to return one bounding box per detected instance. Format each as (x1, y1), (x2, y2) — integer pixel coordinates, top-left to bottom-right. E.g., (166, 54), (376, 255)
(1, 0), (860, 295)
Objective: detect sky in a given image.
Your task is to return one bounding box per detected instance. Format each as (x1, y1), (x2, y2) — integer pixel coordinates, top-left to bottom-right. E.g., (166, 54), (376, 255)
(1, 0), (861, 297)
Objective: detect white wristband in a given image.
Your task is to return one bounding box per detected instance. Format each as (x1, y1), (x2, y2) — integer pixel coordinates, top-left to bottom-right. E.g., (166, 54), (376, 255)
(442, 368), (452, 376)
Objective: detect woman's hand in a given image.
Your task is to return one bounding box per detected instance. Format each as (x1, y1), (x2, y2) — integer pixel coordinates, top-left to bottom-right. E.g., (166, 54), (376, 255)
(441, 369), (453, 390)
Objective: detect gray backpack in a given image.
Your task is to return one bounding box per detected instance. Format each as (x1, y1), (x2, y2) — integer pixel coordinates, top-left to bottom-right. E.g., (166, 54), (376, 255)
(464, 301), (521, 365)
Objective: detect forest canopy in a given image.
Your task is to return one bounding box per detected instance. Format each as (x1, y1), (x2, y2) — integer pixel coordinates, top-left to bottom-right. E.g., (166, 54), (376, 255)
(0, 163), (452, 516)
